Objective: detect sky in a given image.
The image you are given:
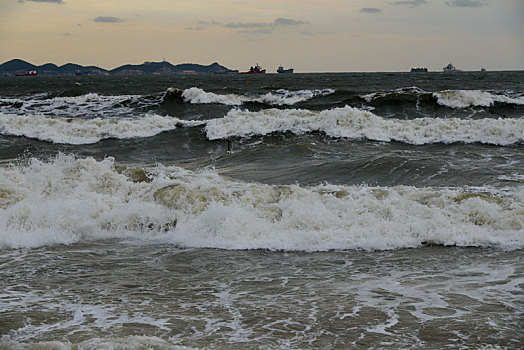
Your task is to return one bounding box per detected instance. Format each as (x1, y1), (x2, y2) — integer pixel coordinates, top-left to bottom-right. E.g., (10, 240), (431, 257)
(1, 0), (523, 72)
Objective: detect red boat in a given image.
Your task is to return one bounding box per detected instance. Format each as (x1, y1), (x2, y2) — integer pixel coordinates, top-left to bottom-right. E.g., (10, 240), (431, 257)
(239, 63), (266, 74)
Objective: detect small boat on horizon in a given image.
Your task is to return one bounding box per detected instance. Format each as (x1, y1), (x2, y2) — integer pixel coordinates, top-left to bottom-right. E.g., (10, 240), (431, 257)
(277, 65), (294, 74)
(239, 63), (266, 74)
(15, 70), (37, 76)
(410, 67), (428, 73)
(443, 62), (461, 73)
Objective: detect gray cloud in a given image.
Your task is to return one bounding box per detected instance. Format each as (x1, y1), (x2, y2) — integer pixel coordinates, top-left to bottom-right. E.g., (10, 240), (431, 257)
(19, 0), (64, 3)
(199, 20), (221, 26)
(301, 30), (332, 36)
(238, 29), (273, 35)
(390, 0), (427, 7)
(185, 27), (205, 31)
(224, 21), (267, 29)
(446, 0), (487, 7)
(360, 8), (383, 14)
(224, 18), (307, 29)
(274, 18), (307, 26)
(93, 16), (125, 23)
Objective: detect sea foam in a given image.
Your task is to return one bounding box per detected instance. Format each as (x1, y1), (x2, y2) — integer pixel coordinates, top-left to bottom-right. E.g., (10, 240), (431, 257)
(0, 93), (142, 118)
(433, 90), (524, 108)
(205, 106), (524, 145)
(180, 87), (335, 106)
(0, 112), (202, 144)
(1, 155), (522, 250)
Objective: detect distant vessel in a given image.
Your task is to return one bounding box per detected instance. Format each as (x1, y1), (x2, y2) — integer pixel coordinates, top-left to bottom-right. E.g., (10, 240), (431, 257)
(443, 62), (460, 73)
(277, 65), (294, 74)
(410, 67), (428, 73)
(15, 70), (37, 76)
(239, 63), (266, 74)
(481, 67), (486, 72)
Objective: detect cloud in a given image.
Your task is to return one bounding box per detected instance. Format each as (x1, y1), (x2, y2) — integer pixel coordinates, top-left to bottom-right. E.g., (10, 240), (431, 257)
(274, 18), (307, 26)
(360, 8), (382, 14)
(224, 18), (307, 29)
(224, 22), (267, 29)
(19, 0), (63, 3)
(93, 16), (125, 23)
(199, 20), (221, 26)
(301, 31), (332, 36)
(185, 27), (205, 31)
(446, 0), (487, 7)
(238, 29), (273, 35)
(390, 0), (427, 7)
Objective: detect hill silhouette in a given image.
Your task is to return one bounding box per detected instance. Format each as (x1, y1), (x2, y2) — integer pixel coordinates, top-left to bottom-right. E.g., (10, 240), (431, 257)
(0, 59), (235, 76)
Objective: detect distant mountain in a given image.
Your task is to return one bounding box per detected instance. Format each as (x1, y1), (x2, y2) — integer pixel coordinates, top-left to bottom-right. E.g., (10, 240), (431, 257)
(1, 59), (37, 72)
(0, 59), (108, 76)
(0, 59), (236, 76)
(109, 61), (234, 75)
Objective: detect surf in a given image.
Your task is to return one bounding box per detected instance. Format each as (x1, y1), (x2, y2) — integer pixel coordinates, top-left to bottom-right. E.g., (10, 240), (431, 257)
(1, 154), (522, 250)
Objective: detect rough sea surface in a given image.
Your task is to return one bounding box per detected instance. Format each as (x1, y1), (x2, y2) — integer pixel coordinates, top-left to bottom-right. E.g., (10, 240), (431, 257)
(0, 72), (523, 349)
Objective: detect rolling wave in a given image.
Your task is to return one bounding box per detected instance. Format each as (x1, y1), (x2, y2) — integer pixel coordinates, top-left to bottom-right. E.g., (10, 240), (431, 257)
(1, 154), (522, 250)
(433, 90), (524, 108)
(2, 104), (522, 145)
(0, 112), (202, 144)
(0, 93), (144, 118)
(164, 87), (335, 106)
(361, 87), (524, 109)
(205, 106), (524, 145)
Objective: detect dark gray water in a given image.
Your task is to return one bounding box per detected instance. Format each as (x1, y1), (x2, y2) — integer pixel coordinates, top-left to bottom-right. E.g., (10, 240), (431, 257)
(0, 72), (523, 348)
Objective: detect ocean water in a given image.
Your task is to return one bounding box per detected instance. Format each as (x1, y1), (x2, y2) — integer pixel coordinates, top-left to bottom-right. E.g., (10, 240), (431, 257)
(0, 72), (523, 349)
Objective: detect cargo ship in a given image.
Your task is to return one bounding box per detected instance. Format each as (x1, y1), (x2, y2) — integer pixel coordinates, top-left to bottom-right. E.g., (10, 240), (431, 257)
(277, 65), (294, 74)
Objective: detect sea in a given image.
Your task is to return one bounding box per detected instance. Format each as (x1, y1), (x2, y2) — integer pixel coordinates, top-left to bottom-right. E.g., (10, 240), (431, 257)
(0, 71), (523, 349)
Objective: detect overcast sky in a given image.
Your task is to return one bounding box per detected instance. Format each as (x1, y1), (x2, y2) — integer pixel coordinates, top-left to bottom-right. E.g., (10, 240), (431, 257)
(1, 0), (523, 72)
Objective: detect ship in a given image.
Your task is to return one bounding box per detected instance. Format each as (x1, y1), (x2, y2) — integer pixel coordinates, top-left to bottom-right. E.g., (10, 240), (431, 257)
(15, 70), (37, 76)
(443, 62), (461, 73)
(410, 67), (428, 73)
(277, 65), (294, 74)
(239, 63), (266, 74)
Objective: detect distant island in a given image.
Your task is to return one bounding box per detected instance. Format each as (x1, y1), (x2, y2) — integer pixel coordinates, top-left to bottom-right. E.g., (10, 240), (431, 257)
(0, 59), (238, 76)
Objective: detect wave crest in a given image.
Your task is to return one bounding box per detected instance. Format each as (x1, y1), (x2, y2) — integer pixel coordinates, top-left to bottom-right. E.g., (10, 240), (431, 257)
(177, 87), (335, 106)
(0, 112), (200, 144)
(1, 155), (522, 250)
(205, 106), (524, 145)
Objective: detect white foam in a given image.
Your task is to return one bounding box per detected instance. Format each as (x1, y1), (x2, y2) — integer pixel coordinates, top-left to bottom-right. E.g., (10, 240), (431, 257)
(1, 155), (522, 250)
(180, 87), (335, 106)
(433, 90), (524, 108)
(0, 112), (202, 144)
(205, 106), (524, 145)
(360, 86), (424, 102)
(0, 336), (191, 349)
(181, 87), (245, 106)
(0, 93), (142, 118)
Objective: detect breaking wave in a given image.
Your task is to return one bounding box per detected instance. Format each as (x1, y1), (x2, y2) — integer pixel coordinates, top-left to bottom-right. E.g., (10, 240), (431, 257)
(205, 106), (524, 145)
(167, 87), (335, 106)
(0, 112), (202, 144)
(361, 87), (524, 109)
(433, 90), (524, 108)
(1, 154), (522, 250)
(0, 93), (144, 118)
